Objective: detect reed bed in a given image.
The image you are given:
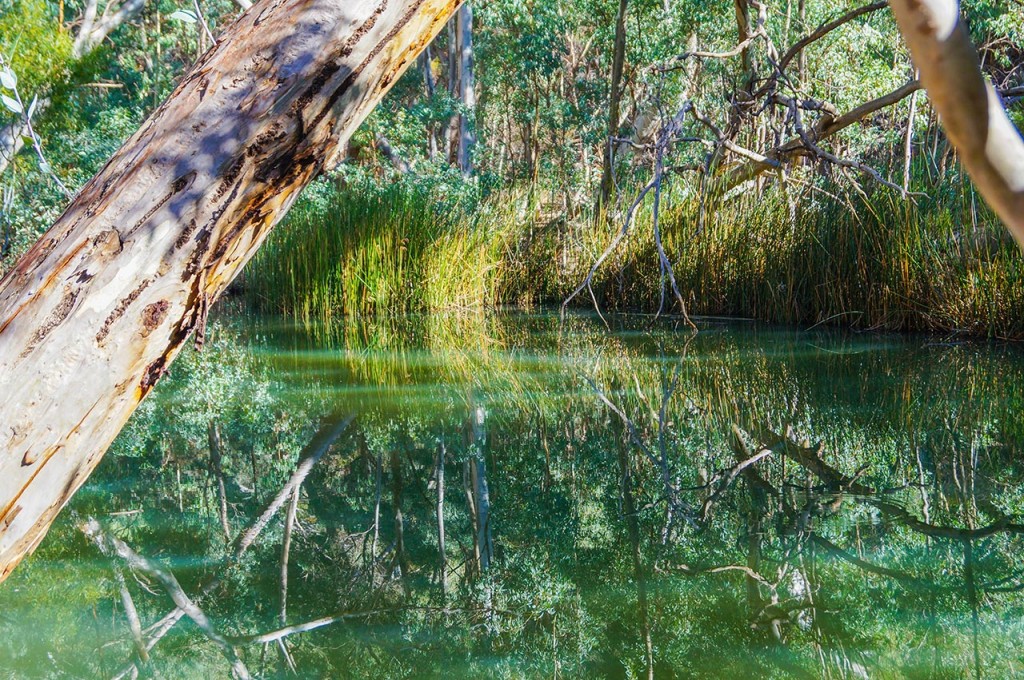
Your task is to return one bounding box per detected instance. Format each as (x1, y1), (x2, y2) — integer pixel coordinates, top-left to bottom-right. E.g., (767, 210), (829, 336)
(245, 171), (1024, 338)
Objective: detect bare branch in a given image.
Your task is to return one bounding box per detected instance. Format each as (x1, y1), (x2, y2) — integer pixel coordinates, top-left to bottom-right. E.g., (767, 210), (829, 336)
(775, 1), (887, 76)
(676, 0), (768, 61)
(722, 80), (922, 190)
(891, 0), (1024, 240)
(109, 412), (354, 679)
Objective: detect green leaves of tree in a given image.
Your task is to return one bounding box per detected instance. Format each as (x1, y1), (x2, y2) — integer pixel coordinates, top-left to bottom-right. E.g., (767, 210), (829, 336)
(0, 94), (20, 114)
(167, 9), (199, 24)
(0, 67), (16, 90)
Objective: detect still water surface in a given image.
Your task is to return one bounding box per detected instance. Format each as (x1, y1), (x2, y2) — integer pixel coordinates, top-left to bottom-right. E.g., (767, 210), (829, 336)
(2, 311), (1024, 678)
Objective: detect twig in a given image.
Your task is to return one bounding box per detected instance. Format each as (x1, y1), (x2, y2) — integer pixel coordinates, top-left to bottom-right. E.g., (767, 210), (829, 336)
(192, 0), (216, 46)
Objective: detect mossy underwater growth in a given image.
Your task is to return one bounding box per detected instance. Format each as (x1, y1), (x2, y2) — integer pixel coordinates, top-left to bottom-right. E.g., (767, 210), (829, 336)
(246, 171), (1024, 338)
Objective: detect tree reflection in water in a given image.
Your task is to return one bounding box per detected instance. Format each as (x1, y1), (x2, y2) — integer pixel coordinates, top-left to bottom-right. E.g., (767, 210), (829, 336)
(2, 311), (1023, 678)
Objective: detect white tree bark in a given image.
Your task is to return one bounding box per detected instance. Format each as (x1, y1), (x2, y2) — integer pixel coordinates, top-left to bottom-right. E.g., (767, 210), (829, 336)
(890, 0), (1024, 240)
(0, 0), (460, 581)
(455, 2), (475, 176)
(0, 120), (28, 178)
(72, 0), (149, 59)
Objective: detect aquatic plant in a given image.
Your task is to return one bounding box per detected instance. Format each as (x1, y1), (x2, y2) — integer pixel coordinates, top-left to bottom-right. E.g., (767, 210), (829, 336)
(247, 169), (1024, 338)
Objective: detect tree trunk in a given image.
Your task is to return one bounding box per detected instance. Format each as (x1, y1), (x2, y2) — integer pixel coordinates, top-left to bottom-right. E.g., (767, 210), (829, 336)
(598, 0), (628, 208)
(616, 417), (653, 680)
(796, 0), (806, 82)
(420, 45), (439, 160)
(446, 19), (461, 163)
(455, 2), (476, 176)
(0, 119), (28, 180)
(903, 73), (919, 193)
(208, 420), (231, 542)
(390, 447), (410, 580)
(468, 405), (492, 572)
(890, 0), (1024, 240)
(279, 482), (299, 647)
(734, 0), (754, 92)
(0, 0), (460, 582)
(435, 439), (447, 597)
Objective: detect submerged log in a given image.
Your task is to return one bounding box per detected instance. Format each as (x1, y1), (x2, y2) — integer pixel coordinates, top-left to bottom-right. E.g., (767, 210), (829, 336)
(0, 0), (460, 580)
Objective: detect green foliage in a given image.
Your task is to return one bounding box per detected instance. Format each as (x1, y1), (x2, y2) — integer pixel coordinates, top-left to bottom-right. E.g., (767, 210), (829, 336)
(0, 0), (72, 101)
(246, 178), (510, 319)
(245, 166), (1024, 338)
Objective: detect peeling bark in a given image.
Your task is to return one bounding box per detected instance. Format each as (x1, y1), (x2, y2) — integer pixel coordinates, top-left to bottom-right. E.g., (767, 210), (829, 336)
(890, 0), (1024, 241)
(0, 0), (460, 581)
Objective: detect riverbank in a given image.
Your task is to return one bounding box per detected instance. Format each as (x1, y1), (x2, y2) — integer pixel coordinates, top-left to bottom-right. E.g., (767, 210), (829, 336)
(245, 173), (1024, 338)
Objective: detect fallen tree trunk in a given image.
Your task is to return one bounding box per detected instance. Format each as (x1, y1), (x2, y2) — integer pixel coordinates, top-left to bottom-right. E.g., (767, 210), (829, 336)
(0, 0), (459, 581)
(889, 0), (1024, 241)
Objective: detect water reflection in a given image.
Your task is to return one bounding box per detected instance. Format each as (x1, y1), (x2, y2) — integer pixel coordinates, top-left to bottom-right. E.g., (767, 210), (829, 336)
(2, 311), (1024, 678)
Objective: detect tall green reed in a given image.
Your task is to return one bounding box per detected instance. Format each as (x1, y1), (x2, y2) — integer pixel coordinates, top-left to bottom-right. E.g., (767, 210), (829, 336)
(246, 169), (1024, 338)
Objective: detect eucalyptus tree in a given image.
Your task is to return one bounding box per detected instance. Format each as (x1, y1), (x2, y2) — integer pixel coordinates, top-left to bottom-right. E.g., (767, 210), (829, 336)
(0, 0), (1022, 587)
(0, 0), (463, 581)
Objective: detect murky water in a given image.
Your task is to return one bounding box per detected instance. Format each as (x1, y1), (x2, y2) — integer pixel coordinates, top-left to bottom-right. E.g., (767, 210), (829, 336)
(3, 311), (1024, 678)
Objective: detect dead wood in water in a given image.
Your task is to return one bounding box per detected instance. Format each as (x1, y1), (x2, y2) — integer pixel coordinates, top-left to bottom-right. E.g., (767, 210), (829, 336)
(107, 411), (353, 678)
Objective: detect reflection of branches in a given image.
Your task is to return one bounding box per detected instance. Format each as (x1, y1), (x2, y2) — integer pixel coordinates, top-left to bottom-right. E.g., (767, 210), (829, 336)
(208, 421), (231, 542)
(82, 518), (252, 679)
(699, 430), (772, 522)
(667, 562), (775, 590)
(810, 534), (925, 587)
(743, 423), (1024, 541)
(109, 412), (354, 679)
(235, 413), (355, 555)
(232, 605), (511, 646)
(726, 426), (933, 591)
(584, 375), (695, 526)
(729, 410), (1024, 680)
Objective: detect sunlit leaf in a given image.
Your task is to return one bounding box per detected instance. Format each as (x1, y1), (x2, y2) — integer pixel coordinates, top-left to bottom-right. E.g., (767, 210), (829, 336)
(167, 9), (198, 23)
(0, 69), (16, 91)
(1, 94), (22, 114)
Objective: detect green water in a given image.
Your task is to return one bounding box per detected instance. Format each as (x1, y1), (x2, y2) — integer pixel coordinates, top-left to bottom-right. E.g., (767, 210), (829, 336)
(3, 311), (1024, 679)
